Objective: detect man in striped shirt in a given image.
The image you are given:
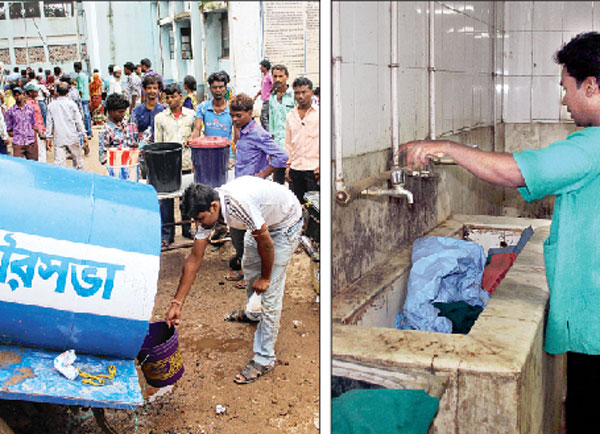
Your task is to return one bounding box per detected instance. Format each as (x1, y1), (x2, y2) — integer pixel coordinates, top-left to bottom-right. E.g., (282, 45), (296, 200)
(165, 176), (302, 384)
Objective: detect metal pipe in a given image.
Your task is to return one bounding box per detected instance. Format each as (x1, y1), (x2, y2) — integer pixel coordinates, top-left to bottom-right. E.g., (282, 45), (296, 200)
(391, 2), (399, 166)
(362, 186), (414, 205)
(428, 0), (436, 140)
(492, 1), (498, 152)
(332, 2), (344, 194)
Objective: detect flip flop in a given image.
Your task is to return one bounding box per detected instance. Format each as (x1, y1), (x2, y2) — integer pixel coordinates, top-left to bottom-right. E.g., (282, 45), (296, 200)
(233, 360), (274, 384)
(225, 271), (244, 282)
(233, 280), (247, 290)
(224, 310), (258, 323)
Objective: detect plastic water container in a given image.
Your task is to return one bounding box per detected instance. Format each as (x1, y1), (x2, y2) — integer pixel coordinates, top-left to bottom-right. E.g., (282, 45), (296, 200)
(0, 155), (161, 359)
(143, 142), (183, 193)
(189, 136), (230, 188)
(106, 148), (140, 182)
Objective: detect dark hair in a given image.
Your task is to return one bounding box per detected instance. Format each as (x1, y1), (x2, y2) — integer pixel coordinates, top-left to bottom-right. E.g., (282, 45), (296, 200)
(93, 68), (99, 73)
(182, 183), (220, 217)
(59, 74), (71, 84)
(56, 82), (69, 96)
(13, 67), (18, 73)
(44, 69), (51, 76)
(260, 59), (271, 71)
(20, 69), (26, 77)
(272, 64), (289, 76)
(124, 61), (135, 72)
(37, 67), (43, 73)
(142, 72), (162, 90)
(208, 71), (228, 86)
(141, 58), (152, 69)
(74, 61), (82, 72)
(219, 70), (230, 83)
(108, 64), (114, 74)
(27, 71), (35, 80)
(292, 76), (313, 90)
(314, 86), (320, 96)
(229, 93), (253, 112)
(183, 75), (197, 91)
(163, 83), (182, 96)
(53, 66), (61, 76)
(555, 32), (600, 87)
(105, 93), (130, 111)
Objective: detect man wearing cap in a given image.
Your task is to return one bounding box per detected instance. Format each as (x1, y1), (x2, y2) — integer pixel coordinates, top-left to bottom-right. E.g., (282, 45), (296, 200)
(5, 86), (38, 160)
(109, 66), (124, 95)
(24, 82), (47, 162)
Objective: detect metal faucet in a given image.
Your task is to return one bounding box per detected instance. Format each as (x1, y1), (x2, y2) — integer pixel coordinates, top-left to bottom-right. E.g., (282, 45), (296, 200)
(361, 166), (414, 204)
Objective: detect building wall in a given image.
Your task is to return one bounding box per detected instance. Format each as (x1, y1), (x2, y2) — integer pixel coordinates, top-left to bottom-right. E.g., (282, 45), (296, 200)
(333, 2), (503, 294)
(86, 2), (157, 75)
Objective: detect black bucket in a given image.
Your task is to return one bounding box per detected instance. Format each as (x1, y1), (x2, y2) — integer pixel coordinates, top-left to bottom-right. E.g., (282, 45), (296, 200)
(142, 142), (182, 193)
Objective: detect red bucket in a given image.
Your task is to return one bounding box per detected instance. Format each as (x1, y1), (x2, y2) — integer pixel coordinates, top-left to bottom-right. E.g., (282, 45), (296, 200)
(137, 321), (184, 387)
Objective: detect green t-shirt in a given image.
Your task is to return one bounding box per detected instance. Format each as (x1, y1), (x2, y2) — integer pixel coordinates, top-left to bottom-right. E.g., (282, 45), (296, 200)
(268, 87), (295, 146)
(77, 71), (90, 101)
(514, 127), (600, 354)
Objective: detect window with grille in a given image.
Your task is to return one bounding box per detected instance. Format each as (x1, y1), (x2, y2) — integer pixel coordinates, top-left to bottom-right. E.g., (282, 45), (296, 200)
(181, 27), (192, 60)
(168, 29), (175, 60)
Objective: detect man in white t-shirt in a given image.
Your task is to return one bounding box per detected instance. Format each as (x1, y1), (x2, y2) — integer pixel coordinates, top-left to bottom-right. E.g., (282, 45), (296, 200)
(166, 176), (303, 384)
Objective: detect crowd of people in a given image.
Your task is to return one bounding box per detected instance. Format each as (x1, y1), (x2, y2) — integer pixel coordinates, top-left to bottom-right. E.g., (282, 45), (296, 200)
(0, 57), (319, 386)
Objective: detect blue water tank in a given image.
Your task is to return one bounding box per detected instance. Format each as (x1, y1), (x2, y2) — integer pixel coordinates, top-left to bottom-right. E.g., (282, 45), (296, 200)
(0, 155), (161, 359)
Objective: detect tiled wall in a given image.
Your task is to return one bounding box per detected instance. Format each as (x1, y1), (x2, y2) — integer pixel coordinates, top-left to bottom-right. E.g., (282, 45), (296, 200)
(502, 1), (600, 122)
(338, 1), (499, 162)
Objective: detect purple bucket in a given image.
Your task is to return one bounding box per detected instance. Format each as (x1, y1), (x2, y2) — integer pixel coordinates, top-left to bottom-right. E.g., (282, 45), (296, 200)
(137, 321), (184, 387)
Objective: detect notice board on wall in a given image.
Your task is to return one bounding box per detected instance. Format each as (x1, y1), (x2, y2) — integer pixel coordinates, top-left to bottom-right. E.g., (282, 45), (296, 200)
(263, 1), (319, 86)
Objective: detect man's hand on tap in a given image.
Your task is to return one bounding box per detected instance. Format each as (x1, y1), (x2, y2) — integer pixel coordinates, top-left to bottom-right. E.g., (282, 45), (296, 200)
(398, 139), (453, 170)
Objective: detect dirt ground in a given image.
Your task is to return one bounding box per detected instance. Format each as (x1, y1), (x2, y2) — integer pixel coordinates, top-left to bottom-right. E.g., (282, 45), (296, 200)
(0, 126), (320, 433)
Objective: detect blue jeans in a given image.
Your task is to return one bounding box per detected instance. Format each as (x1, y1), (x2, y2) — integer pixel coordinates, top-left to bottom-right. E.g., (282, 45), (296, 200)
(37, 100), (47, 126)
(242, 218), (302, 366)
(81, 100), (92, 137)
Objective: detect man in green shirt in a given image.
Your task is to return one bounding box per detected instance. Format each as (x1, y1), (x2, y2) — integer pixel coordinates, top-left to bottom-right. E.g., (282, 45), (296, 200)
(74, 61), (92, 139)
(400, 32), (600, 433)
(268, 64), (296, 184)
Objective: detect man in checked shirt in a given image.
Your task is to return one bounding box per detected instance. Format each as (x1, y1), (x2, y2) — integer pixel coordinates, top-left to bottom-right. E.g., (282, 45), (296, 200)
(165, 176), (302, 384)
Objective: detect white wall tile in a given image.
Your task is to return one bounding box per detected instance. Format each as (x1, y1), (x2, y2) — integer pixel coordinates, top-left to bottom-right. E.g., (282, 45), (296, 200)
(504, 1), (533, 31)
(480, 74), (494, 124)
(340, 62), (356, 158)
(398, 68), (416, 142)
(563, 2), (594, 32)
(503, 76), (532, 122)
(532, 31), (563, 75)
(442, 72), (455, 134)
(594, 3), (600, 31)
(504, 31), (532, 75)
(462, 73), (475, 128)
(352, 2), (384, 65)
(415, 69), (430, 138)
(474, 31), (492, 74)
(532, 76), (561, 120)
(435, 70), (445, 135)
(532, 2), (563, 31)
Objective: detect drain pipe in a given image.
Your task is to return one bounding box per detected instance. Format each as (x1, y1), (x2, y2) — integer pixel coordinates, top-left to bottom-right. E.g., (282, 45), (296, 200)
(333, 2), (345, 196)
(391, 1), (399, 166)
(428, 0), (436, 140)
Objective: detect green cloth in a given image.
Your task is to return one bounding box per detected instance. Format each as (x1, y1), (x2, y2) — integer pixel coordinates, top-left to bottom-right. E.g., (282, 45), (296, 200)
(514, 127), (600, 354)
(433, 301), (483, 334)
(332, 389), (439, 434)
(268, 87), (295, 146)
(77, 71), (90, 101)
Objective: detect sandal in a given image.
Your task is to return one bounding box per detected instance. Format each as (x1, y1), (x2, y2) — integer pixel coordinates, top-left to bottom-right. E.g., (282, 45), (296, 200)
(234, 280), (247, 290)
(225, 271), (244, 282)
(224, 310), (258, 323)
(234, 360), (274, 384)
(161, 240), (170, 249)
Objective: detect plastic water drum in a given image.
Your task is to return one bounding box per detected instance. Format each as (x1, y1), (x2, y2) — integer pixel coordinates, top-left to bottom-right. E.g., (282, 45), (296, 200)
(137, 322), (184, 387)
(143, 142), (182, 193)
(189, 136), (230, 187)
(0, 155), (161, 359)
